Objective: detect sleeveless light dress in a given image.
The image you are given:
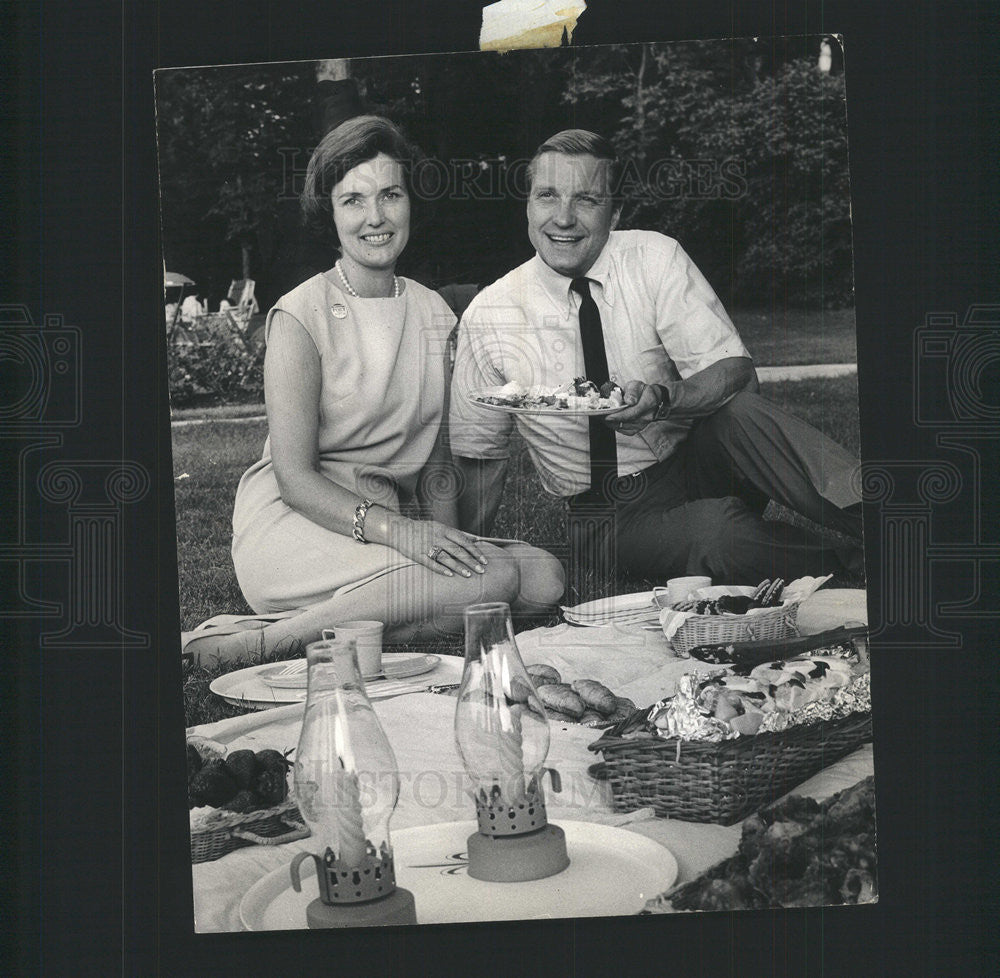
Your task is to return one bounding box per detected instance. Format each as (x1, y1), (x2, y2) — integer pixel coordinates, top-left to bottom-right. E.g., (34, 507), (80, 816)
(231, 270), (456, 613)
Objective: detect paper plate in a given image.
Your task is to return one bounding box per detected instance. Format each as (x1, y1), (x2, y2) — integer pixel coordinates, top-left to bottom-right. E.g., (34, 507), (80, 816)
(210, 654), (463, 710)
(240, 819), (677, 929)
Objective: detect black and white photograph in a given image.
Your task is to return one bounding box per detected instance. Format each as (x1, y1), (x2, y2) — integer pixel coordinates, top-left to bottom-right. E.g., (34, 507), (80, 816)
(158, 37), (875, 932)
(9, 0), (999, 973)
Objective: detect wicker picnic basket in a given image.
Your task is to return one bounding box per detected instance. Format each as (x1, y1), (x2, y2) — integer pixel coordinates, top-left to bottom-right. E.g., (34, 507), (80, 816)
(186, 736), (309, 863)
(190, 798), (309, 863)
(588, 709), (872, 826)
(668, 602), (800, 655)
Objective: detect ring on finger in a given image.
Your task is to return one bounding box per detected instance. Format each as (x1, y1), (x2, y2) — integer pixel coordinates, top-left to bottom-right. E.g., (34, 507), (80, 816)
(427, 545), (444, 561)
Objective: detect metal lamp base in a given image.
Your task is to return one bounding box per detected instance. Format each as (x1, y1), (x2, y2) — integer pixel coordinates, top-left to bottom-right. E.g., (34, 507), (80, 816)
(466, 823), (569, 882)
(305, 887), (417, 928)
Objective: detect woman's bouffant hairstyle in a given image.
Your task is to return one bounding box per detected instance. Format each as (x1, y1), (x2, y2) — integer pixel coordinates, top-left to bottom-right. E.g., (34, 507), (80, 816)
(301, 115), (424, 245)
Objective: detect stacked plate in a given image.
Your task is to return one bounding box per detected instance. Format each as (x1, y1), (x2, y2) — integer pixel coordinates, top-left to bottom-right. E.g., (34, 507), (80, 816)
(561, 592), (661, 628)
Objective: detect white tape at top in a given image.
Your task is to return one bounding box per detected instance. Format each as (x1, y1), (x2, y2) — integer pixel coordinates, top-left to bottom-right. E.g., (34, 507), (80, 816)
(480, 0), (588, 53)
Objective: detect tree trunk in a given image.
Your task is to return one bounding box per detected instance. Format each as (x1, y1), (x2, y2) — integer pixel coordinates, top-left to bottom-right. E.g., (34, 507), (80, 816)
(241, 241), (251, 280)
(635, 43), (648, 166)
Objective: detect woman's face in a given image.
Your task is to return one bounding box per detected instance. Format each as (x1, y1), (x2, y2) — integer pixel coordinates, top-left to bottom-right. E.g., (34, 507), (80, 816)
(331, 153), (411, 272)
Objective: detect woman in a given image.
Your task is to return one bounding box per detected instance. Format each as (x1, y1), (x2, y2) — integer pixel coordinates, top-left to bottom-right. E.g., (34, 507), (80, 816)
(191, 116), (564, 664)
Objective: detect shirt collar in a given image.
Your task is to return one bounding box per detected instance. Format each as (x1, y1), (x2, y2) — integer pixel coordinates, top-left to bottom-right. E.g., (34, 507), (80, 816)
(531, 235), (617, 318)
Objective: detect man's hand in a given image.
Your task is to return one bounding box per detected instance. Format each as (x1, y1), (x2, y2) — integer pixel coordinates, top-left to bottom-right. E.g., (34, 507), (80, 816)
(605, 381), (666, 435)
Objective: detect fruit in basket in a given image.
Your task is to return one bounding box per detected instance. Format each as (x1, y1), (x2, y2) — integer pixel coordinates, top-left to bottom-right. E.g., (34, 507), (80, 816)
(254, 765), (290, 806)
(254, 748), (293, 772)
(224, 749), (258, 790)
(222, 788), (265, 814)
(189, 759), (239, 809)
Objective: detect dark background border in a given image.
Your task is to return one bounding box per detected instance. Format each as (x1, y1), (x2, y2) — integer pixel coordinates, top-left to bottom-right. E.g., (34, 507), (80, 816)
(6, 1), (998, 974)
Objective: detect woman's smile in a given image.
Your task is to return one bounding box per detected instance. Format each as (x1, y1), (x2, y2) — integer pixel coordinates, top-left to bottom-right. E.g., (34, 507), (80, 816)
(332, 152), (411, 281)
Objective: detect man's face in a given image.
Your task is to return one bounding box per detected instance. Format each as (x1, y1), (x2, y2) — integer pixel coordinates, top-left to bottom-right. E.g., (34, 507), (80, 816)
(527, 152), (621, 279)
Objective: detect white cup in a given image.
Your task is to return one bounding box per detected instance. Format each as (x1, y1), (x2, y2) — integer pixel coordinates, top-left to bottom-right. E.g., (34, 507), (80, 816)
(328, 620), (384, 677)
(665, 576), (713, 606)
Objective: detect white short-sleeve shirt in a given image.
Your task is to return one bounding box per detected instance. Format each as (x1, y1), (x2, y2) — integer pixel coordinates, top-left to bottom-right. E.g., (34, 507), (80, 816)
(449, 230), (750, 496)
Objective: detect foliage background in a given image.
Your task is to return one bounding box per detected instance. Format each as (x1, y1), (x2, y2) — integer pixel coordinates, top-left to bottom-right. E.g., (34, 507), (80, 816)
(155, 36), (853, 315)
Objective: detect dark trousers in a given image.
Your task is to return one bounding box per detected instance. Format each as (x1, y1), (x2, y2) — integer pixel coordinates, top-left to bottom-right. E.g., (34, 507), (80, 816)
(568, 391), (864, 591)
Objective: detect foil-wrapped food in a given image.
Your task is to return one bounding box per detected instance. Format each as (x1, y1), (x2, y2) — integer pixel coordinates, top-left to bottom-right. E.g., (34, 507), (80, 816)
(633, 642), (870, 743)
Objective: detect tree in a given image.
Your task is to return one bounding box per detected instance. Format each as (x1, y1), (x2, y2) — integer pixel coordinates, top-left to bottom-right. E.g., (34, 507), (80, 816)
(562, 40), (854, 307)
(155, 65), (314, 300)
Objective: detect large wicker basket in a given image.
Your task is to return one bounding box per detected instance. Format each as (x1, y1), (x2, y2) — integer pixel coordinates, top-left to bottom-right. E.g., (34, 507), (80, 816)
(190, 798), (309, 864)
(588, 710), (872, 826)
(668, 603), (800, 655)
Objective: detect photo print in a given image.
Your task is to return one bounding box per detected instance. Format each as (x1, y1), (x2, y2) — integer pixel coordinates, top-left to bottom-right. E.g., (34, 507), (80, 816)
(156, 36), (875, 931)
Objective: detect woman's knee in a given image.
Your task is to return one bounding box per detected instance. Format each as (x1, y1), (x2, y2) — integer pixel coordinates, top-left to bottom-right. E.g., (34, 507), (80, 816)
(474, 549), (521, 605)
(513, 546), (566, 606)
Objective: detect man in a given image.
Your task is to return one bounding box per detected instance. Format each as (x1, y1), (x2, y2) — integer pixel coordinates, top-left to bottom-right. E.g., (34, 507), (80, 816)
(449, 129), (864, 587)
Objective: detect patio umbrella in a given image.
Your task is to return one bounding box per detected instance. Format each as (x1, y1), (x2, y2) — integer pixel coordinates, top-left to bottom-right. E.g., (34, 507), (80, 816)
(164, 271), (196, 337)
(164, 271), (195, 289)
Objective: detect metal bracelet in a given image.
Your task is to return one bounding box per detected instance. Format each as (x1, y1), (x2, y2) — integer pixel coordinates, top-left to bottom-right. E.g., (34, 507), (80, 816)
(352, 497), (376, 543)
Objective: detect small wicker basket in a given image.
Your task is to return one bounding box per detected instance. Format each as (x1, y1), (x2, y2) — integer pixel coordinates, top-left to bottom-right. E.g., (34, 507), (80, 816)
(667, 603), (800, 655)
(190, 798), (309, 864)
(588, 710), (872, 826)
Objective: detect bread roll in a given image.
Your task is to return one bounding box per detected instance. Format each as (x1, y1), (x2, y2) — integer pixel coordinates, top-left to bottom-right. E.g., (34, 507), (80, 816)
(526, 663), (561, 687)
(570, 679), (617, 716)
(544, 707), (579, 724)
(537, 682), (585, 718)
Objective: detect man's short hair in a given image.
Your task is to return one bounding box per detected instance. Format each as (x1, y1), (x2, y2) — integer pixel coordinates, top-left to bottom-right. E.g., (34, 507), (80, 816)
(301, 114), (424, 245)
(527, 129), (625, 203)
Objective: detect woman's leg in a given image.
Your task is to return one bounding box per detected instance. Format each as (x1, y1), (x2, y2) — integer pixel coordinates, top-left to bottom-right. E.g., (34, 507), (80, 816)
(501, 543), (566, 620)
(201, 545), (521, 667)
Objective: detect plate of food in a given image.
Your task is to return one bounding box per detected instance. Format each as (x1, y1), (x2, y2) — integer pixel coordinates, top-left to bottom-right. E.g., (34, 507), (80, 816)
(469, 378), (627, 415)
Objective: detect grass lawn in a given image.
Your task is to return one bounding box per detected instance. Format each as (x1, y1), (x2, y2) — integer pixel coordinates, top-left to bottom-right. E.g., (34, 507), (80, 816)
(174, 375), (862, 727)
(730, 307), (857, 366)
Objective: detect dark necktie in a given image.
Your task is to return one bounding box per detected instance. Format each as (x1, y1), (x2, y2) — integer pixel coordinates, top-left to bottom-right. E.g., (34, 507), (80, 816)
(570, 278), (617, 497)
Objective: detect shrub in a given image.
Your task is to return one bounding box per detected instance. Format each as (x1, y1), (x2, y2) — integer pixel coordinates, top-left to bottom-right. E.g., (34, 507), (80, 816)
(168, 324), (264, 407)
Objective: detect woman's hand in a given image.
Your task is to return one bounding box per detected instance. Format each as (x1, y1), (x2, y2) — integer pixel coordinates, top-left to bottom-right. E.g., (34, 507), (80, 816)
(384, 515), (489, 578)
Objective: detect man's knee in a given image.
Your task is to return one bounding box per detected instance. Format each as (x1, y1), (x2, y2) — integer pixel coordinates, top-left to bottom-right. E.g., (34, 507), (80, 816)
(683, 497), (751, 576)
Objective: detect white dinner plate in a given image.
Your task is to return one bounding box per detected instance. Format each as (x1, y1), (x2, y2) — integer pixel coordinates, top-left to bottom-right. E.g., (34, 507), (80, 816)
(210, 653), (463, 710)
(239, 819), (678, 929)
(469, 387), (625, 416)
(258, 654), (441, 690)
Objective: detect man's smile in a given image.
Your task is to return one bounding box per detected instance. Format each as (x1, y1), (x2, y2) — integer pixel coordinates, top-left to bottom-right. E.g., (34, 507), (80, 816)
(546, 232), (584, 243)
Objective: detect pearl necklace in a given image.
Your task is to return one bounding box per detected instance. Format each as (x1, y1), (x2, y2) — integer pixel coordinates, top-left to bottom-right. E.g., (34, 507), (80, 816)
(336, 260), (400, 299)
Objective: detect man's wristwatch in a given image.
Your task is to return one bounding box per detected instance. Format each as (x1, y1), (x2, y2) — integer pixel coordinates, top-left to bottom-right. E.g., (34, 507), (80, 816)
(651, 384), (671, 421)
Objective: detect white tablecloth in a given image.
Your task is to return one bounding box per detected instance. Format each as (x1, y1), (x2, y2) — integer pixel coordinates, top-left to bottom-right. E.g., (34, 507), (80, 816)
(189, 610), (874, 932)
